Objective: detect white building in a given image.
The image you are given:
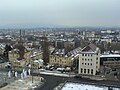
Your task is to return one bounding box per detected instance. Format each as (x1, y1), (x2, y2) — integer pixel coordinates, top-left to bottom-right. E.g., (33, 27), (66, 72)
(79, 43), (100, 75)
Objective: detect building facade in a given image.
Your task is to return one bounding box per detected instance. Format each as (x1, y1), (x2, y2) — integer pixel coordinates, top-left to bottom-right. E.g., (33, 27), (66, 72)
(9, 49), (43, 68)
(49, 55), (73, 66)
(79, 43), (100, 75)
(100, 54), (120, 69)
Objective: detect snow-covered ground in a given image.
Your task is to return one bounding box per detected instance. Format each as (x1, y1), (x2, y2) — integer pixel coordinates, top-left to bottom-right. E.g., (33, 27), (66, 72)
(61, 83), (120, 90)
(0, 76), (44, 90)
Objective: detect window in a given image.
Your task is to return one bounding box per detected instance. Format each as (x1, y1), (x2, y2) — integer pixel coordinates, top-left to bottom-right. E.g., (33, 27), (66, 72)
(85, 59), (86, 61)
(84, 69), (86, 73)
(96, 66), (98, 68)
(96, 57), (98, 60)
(97, 53), (98, 55)
(88, 63), (89, 65)
(85, 54), (87, 56)
(81, 68), (83, 73)
(91, 54), (92, 57)
(88, 59), (89, 61)
(91, 59), (92, 61)
(82, 54), (84, 56)
(85, 63), (86, 65)
(88, 69), (90, 74)
(91, 63), (92, 66)
(88, 54), (89, 56)
(82, 58), (84, 60)
(96, 62), (98, 64)
(91, 69), (93, 74)
(82, 63), (84, 65)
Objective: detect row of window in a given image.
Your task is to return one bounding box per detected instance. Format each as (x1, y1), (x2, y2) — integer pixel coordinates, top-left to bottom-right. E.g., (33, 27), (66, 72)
(82, 54), (92, 57)
(82, 57), (98, 61)
(81, 68), (93, 74)
(82, 63), (92, 66)
(104, 62), (120, 65)
(50, 60), (71, 64)
(14, 62), (21, 65)
(82, 62), (98, 65)
(82, 58), (92, 61)
(82, 53), (98, 57)
(50, 57), (68, 60)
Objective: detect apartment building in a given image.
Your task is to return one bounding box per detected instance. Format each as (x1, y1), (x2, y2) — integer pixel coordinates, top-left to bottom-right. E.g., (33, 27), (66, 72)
(9, 49), (43, 68)
(100, 54), (120, 69)
(49, 55), (73, 66)
(79, 43), (100, 75)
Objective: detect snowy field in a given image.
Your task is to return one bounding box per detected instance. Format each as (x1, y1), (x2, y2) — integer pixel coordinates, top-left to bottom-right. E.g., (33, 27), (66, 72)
(61, 83), (120, 90)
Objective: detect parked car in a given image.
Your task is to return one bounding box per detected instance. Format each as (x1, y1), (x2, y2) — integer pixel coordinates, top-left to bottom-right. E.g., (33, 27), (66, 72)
(5, 62), (12, 69)
(0, 60), (4, 63)
(65, 67), (71, 72)
(74, 75), (82, 78)
(50, 67), (54, 71)
(45, 64), (54, 70)
(57, 68), (65, 73)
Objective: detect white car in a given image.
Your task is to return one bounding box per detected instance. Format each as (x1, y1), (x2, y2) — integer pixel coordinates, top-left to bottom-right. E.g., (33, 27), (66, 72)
(57, 68), (65, 71)
(5, 62), (12, 69)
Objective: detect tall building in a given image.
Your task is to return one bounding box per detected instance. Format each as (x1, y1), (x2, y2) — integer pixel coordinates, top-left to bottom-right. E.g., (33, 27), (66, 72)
(78, 43), (100, 75)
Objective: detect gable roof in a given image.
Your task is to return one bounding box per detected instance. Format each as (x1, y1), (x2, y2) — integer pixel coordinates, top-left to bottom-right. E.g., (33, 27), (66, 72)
(82, 43), (98, 52)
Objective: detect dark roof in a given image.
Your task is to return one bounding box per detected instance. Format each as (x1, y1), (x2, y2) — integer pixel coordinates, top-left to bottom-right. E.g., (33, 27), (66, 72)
(82, 43), (98, 52)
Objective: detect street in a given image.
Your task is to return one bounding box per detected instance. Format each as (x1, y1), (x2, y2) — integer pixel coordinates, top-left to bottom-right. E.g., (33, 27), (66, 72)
(34, 74), (69, 90)
(33, 73), (120, 90)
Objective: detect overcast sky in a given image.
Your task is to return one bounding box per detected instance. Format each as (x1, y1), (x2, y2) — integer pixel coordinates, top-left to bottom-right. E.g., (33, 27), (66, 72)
(0, 0), (120, 28)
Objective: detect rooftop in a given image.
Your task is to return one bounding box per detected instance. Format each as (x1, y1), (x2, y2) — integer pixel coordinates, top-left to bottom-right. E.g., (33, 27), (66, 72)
(100, 54), (120, 58)
(81, 43), (99, 52)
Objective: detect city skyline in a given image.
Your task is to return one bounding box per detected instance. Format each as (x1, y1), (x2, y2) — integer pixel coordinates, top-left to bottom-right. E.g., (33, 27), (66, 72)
(0, 0), (120, 28)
